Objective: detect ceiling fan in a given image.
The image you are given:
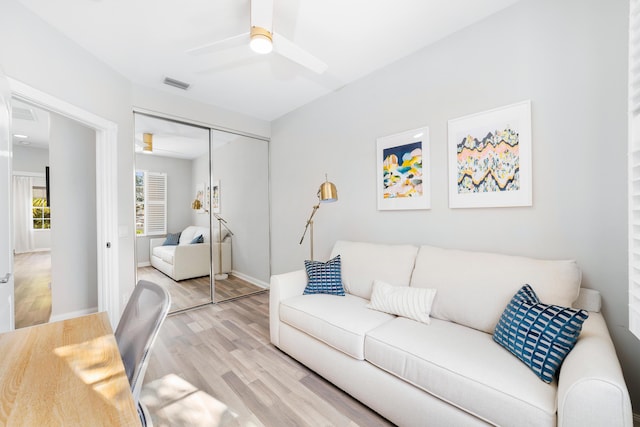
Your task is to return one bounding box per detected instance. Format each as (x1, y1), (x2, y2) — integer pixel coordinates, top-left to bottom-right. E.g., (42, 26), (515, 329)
(186, 0), (328, 74)
(134, 133), (182, 157)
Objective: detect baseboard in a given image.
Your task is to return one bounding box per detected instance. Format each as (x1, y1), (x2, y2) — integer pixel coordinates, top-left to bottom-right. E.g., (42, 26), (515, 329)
(50, 306), (98, 323)
(230, 270), (269, 289)
(137, 261), (151, 267)
(14, 248), (51, 254)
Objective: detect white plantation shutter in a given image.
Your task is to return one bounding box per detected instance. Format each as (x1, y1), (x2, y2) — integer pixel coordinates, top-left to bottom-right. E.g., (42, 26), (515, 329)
(629, 0), (640, 339)
(145, 172), (167, 236)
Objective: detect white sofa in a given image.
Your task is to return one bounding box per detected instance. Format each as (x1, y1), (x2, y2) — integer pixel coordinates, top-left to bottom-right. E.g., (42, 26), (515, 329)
(269, 240), (632, 427)
(150, 225), (231, 281)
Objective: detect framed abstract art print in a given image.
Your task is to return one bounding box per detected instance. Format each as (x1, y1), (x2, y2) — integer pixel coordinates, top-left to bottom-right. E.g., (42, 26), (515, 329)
(376, 126), (430, 210)
(447, 100), (532, 208)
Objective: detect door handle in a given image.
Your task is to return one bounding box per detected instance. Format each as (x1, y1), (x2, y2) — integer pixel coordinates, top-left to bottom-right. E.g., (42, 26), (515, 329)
(0, 273), (10, 284)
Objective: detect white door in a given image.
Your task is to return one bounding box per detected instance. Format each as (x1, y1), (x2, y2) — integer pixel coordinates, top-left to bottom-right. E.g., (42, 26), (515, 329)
(0, 68), (13, 332)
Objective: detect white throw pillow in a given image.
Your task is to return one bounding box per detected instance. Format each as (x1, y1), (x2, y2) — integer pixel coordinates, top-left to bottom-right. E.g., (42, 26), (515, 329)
(367, 280), (437, 324)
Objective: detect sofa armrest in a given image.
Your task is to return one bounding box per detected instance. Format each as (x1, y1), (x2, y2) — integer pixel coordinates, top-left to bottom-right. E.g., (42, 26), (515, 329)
(572, 287), (601, 312)
(149, 238), (165, 253)
(269, 269), (307, 347)
(557, 312), (632, 427)
(172, 243), (211, 280)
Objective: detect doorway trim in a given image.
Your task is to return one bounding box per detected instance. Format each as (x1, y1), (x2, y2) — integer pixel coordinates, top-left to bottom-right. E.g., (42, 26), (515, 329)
(9, 78), (120, 327)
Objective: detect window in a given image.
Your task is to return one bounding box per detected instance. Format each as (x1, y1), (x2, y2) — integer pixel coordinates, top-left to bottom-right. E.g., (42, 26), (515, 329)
(629, 0), (640, 339)
(135, 170), (167, 236)
(32, 186), (50, 229)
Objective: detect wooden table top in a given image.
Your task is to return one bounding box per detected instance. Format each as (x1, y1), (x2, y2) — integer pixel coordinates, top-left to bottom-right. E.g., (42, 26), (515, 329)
(0, 312), (140, 426)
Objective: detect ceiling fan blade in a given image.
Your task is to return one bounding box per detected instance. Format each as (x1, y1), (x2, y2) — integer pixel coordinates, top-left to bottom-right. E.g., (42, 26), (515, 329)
(186, 32), (249, 56)
(272, 32), (328, 74)
(251, 0), (273, 30)
(196, 55), (263, 75)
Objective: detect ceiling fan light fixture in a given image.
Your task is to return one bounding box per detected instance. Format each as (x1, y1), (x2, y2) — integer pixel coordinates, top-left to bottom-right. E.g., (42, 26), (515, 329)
(143, 133), (153, 152)
(250, 26), (273, 54)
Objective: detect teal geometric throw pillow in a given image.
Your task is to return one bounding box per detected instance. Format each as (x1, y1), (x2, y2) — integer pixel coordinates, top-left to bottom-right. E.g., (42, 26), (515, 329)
(493, 284), (589, 383)
(303, 255), (345, 296)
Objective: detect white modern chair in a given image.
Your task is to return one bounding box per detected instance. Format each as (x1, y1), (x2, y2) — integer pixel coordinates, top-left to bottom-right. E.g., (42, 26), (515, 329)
(115, 280), (171, 426)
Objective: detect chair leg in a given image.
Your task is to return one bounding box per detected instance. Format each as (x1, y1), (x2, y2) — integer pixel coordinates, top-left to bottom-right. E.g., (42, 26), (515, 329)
(138, 401), (153, 427)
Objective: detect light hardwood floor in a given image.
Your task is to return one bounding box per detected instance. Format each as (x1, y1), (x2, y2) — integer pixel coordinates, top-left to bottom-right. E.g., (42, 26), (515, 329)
(142, 292), (394, 427)
(13, 252), (265, 328)
(13, 251), (51, 329)
(137, 266), (266, 312)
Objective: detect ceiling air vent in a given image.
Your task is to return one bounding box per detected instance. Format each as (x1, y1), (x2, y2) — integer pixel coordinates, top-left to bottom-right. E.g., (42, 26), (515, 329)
(163, 77), (190, 90)
(12, 106), (36, 121)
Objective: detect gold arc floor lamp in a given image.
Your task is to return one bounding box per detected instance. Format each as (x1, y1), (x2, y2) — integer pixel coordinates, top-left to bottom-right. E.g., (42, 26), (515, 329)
(213, 214), (234, 280)
(299, 175), (338, 260)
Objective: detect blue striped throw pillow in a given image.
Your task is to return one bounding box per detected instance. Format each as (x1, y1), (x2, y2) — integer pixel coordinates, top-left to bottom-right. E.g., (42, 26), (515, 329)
(493, 284), (589, 383)
(303, 255), (345, 296)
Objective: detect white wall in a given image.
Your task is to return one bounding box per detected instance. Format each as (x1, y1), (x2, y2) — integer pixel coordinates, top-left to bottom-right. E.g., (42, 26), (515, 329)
(135, 153), (194, 264)
(49, 112), (97, 317)
(0, 0), (134, 316)
(211, 136), (270, 284)
(0, 0), (270, 319)
(133, 85), (270, 139)
(13, 145), (51, 250)
(191, 152), (210, 228)
(271, 0), (640, 410)
(12, 145), (48, 173)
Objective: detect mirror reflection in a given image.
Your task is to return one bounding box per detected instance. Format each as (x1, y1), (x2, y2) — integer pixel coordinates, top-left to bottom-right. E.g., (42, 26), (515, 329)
(134, 114), (211, 312)
(134, 114), (270, 313)
(210, 128), (270, 303)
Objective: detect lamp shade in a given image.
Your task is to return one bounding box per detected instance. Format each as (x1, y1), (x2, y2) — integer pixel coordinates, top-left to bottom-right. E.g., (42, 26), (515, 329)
(318, 181), (338, 203)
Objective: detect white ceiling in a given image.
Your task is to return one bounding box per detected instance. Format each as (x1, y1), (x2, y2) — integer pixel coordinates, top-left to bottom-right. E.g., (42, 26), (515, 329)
(17, 0), (521, 122)
(11, 99), (216, 158)
(134, 114), (210, 159)
(11, 100), (237, 158)
(11, 98), (50, 149)
(135, 114), (245, 159)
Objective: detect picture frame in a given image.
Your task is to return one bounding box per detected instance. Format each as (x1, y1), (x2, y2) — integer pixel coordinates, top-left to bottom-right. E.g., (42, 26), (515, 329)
(447, 100), (532, 208)
(205, 183), (210, 213)
(211, 180), (220, 214)
(194, 183), (205, 214)
(376, 126), (430, 211)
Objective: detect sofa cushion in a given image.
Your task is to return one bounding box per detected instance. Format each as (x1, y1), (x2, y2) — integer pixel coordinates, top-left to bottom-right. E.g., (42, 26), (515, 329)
(303, 255), (345, 296)
(365, 317), (557, 427)
(280, 293), (395, 360)
(152, 245), (175, 264)
(410, 245), (582, 334)
(494, 285), (589, 383)
(162, 232), (180, 246)
(367, 280), (436, 324)
(329, 240), (419, 299)
(180, 226), (211, 245)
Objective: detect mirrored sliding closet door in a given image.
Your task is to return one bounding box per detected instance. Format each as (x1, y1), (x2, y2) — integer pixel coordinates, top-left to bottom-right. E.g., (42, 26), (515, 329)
(134, 113), (270, 313)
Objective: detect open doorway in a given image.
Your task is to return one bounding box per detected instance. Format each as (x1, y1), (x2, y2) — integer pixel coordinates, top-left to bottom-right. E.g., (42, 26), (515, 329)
(11, 98), (98, 328)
